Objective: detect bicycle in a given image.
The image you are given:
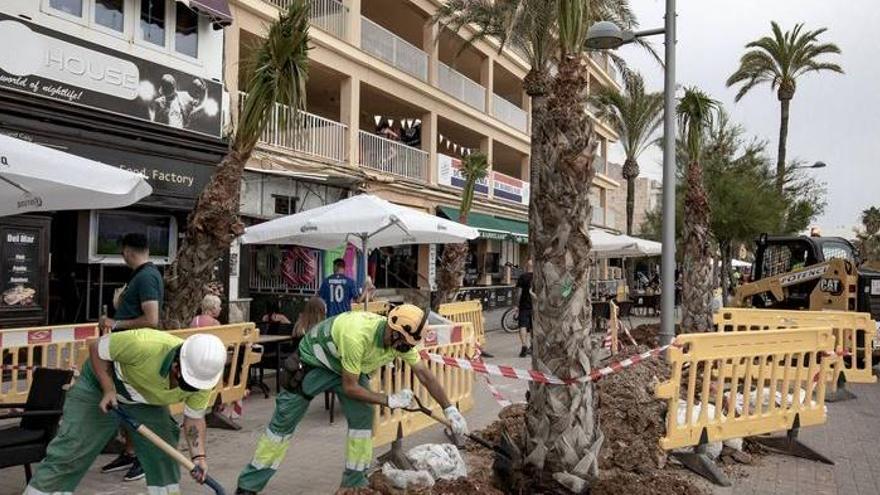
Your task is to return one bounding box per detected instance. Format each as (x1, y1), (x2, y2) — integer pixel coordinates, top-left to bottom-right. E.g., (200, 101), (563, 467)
(501, 307), (520, 333)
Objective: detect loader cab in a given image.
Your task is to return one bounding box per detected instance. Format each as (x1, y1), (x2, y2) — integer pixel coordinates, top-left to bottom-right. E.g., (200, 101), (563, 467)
(753, 235), (856, 281)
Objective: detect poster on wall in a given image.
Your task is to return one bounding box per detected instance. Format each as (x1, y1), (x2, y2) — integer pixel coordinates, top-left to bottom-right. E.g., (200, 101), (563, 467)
(0, 226), (39, 308)
(437, 154), (489, 195)
(0, 14), (222, 137)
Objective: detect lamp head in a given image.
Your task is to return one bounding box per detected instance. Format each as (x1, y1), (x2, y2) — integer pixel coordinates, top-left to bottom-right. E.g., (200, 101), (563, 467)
(586, 21), (626, 49)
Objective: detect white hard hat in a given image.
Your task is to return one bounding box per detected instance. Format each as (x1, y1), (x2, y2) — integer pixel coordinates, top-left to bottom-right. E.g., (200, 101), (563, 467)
(179, 334), (226, 390)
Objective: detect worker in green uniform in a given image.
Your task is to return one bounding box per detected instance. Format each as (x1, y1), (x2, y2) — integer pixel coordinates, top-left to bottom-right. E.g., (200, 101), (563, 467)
(24, 329), (228, 495)
(235, 304), (469, 494)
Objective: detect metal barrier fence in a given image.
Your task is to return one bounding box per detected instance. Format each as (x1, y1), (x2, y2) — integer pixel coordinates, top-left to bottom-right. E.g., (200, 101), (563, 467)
(240, 92), (348, 163)
(438, 62), (486, 110)
(361, 17), (428, 81)
(715, 308), (876, 389)
(371, 323), (475, 446)
(358, 130), (428, 181)
(438, 300), (486, 347)
(491, 94), (528, 133)
(656, 327), (836, 485)
(351, 301), (391, 315)
(1, 323), (99, 404)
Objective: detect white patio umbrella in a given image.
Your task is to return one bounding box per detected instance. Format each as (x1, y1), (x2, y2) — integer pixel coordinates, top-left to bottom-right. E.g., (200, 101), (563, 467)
(0, 134), (152, 216)
(241, 194), (479, 304)
(590, 230), (662, 258)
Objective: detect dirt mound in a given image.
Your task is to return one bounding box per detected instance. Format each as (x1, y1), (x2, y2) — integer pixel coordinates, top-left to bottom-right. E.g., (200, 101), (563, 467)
(467, 403), (526, 451)
(597, 345), (670, 473)
(368, 472), (504, 495)
(628, 324), (660, 348)
(592, 470), (706, 495)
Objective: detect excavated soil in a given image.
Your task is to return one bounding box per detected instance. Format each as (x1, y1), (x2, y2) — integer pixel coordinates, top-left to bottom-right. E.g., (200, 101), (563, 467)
(628, 324), (660, 348)
(591, 470), (706, 495)
(368, 471), (504, 495)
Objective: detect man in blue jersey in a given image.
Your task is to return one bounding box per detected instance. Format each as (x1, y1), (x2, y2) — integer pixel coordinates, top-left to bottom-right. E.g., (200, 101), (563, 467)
(319, 258), (362, 317)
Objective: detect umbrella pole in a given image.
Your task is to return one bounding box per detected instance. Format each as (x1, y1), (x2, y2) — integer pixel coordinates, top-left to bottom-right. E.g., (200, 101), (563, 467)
(362, 236), (369, 310)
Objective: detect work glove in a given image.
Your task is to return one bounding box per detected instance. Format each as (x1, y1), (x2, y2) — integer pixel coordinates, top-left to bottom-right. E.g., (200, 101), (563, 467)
(444, 406), (469, 436)
(387, 389), (414, 409)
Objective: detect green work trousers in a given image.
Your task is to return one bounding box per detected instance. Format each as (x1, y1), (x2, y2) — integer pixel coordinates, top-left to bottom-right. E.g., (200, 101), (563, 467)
(25, 372), (181, 495)
(237, 367), (374, 492)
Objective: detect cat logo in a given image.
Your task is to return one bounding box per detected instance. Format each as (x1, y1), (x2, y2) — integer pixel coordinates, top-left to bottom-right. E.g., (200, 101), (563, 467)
(819, 278), (843, 295)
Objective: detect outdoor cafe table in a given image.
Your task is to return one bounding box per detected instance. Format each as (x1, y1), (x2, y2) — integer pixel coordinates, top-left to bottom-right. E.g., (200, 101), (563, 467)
(253, 334), (294, 395)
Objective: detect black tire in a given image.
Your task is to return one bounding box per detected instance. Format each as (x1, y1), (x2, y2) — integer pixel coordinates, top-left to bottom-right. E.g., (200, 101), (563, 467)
(501, 308), (519, 333)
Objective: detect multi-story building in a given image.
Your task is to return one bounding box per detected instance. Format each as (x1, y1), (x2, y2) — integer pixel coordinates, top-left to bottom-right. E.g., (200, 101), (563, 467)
(230, 0), (622, 312)
(0, 0), (233, 326)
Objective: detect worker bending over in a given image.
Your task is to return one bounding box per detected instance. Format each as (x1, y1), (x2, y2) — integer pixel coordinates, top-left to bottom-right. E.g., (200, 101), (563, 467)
(235, 304), (468, 494)
(25, 329), (227, 495)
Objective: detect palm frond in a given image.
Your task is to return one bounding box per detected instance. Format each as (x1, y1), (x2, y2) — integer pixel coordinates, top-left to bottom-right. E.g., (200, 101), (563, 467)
(677, 87), (719, 160)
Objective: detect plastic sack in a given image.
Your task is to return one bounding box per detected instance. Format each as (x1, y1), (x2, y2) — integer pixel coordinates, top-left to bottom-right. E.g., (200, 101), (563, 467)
(380, 463), (434, 490)
(672, 400), (722, 459)
(406, 443), (468, 480)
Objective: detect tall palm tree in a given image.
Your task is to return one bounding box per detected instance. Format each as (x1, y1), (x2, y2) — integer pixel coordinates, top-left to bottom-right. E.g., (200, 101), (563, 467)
(726, 22), (843, 193)
(437, 1), (639, 490)
(162, 1), (310, 327)
(677, 87), (719, 333)
(435, 152), (489, 306)
(590, 71), (663, 235)
(861, 206), (880, 236)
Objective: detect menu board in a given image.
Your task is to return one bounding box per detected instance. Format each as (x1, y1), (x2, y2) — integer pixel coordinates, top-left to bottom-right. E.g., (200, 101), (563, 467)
(1, 226), (40, 308)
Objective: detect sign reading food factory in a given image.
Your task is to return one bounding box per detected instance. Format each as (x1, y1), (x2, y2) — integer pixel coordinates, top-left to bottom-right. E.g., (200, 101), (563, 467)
(0, 15), (222, 136)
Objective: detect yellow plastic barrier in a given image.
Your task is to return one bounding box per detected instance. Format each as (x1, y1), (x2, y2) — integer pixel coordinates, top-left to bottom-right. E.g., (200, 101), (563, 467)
(371, 323), (476, 447)
(73, 324), (261, 416)
(715, 308), (876, 387)
(656, 327), (835, 485)
(1, 323), (99, 404)
(438, 300), (486, 347)
(352, 301), (391, 315)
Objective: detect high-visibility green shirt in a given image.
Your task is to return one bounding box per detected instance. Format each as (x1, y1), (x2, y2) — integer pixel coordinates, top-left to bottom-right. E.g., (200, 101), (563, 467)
(298, 312), (420, 375)
(95, 328), (212, 419)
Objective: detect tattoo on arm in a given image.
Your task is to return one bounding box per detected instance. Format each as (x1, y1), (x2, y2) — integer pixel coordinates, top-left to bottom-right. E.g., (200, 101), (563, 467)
(186, 425), (200, 451)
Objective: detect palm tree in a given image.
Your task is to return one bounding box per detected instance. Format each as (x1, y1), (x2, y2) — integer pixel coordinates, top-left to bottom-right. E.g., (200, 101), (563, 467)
(726, 22), (843, 192)
(162, 1), (310, 327)
(590, 71), (663, 235)
(435, 152), (489, 306)
(677, 87), (719, 333)
(436, 1), (645, 490)
(862, 206), (880, 236)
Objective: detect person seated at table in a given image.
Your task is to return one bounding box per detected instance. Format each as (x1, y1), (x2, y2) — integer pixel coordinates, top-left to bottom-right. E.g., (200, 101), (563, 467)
(293, 297), (326, 338)
(190, 294), (222, 328)
(261, 300), (291, 325)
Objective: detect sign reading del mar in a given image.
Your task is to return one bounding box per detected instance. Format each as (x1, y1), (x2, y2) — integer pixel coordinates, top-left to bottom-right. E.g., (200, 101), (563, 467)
(0, 15), (222, 137)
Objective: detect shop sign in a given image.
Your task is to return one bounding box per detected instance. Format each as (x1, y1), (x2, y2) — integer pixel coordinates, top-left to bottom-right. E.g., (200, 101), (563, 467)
(428, 244), (437, 291)
(0, 15), (222, 137)
(437, 154), (489, 195)
(492, 171), (528, 205)
(0, 227), (39, 309)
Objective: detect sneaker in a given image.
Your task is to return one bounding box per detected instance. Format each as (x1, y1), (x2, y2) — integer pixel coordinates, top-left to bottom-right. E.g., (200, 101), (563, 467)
(480, 350), (495, 358)
(101, 453), (135, 473)
(519, 346), (528, 358)
(123, 459), (145, 481)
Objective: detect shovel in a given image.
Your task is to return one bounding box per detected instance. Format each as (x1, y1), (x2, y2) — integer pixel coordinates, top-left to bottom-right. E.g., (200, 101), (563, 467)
(111, 406), (226, 495)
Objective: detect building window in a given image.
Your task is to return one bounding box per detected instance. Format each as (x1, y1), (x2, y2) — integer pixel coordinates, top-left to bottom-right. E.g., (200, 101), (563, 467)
(49, 0), (83, 17)
(273, 195), (297, 216)
(174, 3), (199, 57)
(140, 0), (166, 47)
(95, 0), (124, 32)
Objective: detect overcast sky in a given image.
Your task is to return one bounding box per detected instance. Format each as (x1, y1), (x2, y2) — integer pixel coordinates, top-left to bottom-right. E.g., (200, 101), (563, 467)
(607, 0), (880, 232)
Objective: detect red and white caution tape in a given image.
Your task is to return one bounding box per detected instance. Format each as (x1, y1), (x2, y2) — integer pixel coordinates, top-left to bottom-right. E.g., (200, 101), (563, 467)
(420, 343), (675, 386)
(471, 347), (513, 408)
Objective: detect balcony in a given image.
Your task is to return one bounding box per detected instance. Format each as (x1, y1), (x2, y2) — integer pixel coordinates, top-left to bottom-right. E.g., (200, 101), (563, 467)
(308, 0), (347, 39)
(361, 17), (428, 81)
(438, 62), (486, 111)
(359, 131), (428, 181)
(240, 92), (347, 163)
(492, 95), (528, 133)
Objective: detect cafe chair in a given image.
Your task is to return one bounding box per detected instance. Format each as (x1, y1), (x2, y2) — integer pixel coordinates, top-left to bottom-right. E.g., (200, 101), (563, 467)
(0, 368), (74, 482)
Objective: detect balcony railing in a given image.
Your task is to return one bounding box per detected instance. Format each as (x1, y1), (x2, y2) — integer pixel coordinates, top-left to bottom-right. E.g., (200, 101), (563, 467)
(438, 62), (486, 110)
(308, 0), (347, 39)
(359, 131), (428, 181)
(361, 17), (428, 81)
(240, 92), (347, 163)
(492, 94), (528, 133)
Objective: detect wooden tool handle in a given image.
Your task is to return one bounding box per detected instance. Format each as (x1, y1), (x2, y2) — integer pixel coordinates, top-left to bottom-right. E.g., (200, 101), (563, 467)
(135, 425), (196, 470)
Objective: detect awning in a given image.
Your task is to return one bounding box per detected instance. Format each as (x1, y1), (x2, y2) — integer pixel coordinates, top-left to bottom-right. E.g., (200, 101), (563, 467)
(178, 0), (232, 28)
(438, 206), (528, 244)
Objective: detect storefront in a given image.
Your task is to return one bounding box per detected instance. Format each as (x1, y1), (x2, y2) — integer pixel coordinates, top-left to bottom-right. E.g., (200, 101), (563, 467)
(437, 206), (528, 308)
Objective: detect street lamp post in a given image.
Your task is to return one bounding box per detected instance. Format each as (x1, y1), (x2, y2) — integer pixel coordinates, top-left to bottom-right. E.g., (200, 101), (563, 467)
(587, 0), (677, 345)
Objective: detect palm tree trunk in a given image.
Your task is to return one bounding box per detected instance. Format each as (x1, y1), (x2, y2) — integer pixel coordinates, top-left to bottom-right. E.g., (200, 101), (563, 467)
(524, 56), (601, 491)
(626, 176), (635, 235)
(720, 240), (731, 307)
(776, 98), (790, 193)
(163, 149), (248, 328)
(680, 159), (714, 333)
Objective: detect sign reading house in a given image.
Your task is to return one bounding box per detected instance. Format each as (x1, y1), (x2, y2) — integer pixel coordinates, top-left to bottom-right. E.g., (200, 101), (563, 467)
(0, 15), (222, 137)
